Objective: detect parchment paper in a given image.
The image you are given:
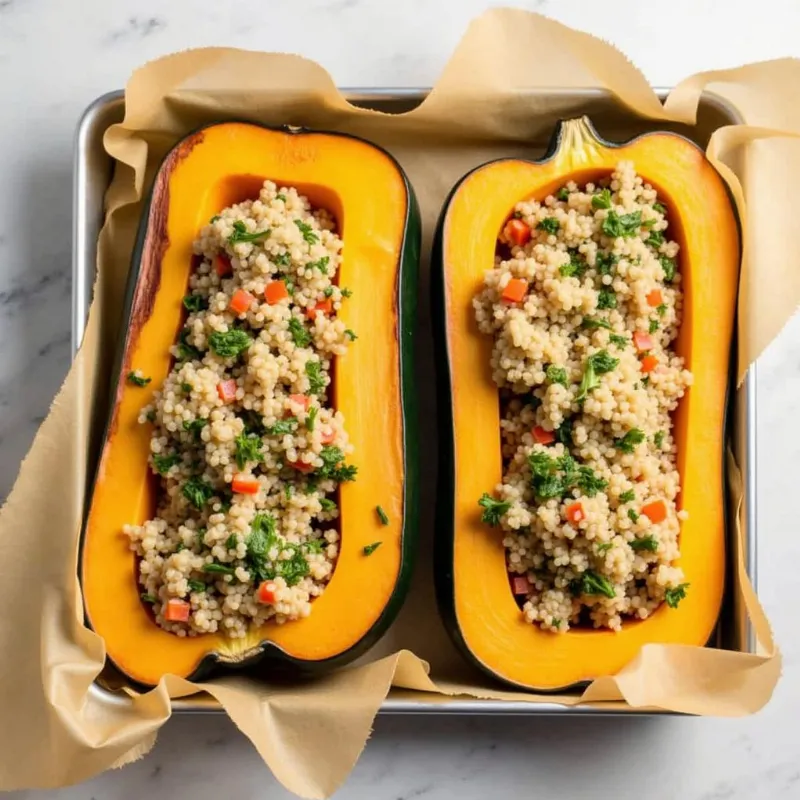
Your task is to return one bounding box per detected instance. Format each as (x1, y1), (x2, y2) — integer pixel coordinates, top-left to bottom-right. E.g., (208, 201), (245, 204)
(0, 7), (795, 798)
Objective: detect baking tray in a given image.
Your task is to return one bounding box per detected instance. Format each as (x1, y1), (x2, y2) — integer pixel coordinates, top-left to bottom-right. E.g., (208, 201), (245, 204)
(71, 87), (758, 715)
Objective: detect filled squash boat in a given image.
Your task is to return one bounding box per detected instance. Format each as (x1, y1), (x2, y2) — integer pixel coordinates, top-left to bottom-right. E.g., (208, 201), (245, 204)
(81, 122), (420, 687)
(433, 116), (739, 691)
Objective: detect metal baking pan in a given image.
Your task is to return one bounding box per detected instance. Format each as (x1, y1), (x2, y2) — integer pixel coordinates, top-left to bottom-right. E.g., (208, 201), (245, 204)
(72, 87), (757, 715)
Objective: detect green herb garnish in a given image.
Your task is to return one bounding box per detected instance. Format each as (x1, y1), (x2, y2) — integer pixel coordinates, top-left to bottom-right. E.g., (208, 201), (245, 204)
(183, 294), (208, 313)
(619, 489), (636, 504)
(376, 505), (389, 525)
(582, 317), (612, 331)
(341, 287), (353, 298)
(208, 329), (252, 359)
(597, 289), (617, 310)
(630, 535), (659, 553)
(308, 256), (330, 274)
(182, 477), (214, 510)
(478, 493), (510, 526)
(596, 542), (613, 554)
(556, 187), (570, 201)
(609, 333), (628, 348)
(628, 508), (640, 523)
(234, 432), (264, 470)
(615, 428), (646, 453)
(306, 361), (326, 395)
(646, 230), (664, 248)
(649, 318), (659, 334)
(665, 583), (690, 608)
(274, 252), (292, 268)
(323, 286), (334, 298)
(267, 417), (298, 436)
(345, 329), (357, 341)
(153, 453), (180, 475)
(595, 252), (619, 276)
(653, 202), (666, 215)
(546, 365), (568, 386)
(288, 317), (312, 348)
(141, 593), (157, 604)
(225, 534), (238, 550)
(276, 193), (287, 202)
(228, 220), (270, 245)
(145, 409), (157, 423)
(577, 350), (620, 402)
(127, 371), (151, 387)
(602, 210), (642, 238)
(203, 563), (236, 576)
(559, 249), (586, 278)
(294, 218), (319, 244)
(317, 446), (357, 483)
(654, 431), (665, 449)
(188, 580), (206, 593)
(537, 217), (560, 235)
(306, 406), (318, 432)
(591, 188), (612, 210)
(576, 465), (608, 497)
(209, 215), (221, 224)
(177, 329), (201, 361)
(182, 418), (207, 440)
(555, 418), (573, 447)
(320, 497), (337, 512)
(363, 542), (382, 556)
(657, 303), (667, 317)
(660, 256), (676, 282)
(571, 570), (616, 599)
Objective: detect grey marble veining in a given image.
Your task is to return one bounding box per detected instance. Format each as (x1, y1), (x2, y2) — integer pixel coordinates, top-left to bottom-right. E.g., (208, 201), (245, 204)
(2, 0), (800, 798)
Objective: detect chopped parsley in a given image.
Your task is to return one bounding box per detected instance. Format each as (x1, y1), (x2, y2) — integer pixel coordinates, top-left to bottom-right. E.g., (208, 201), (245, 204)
(376, 505), (389, 525)
(575, 465), (608, 497)
(546, 365), (568, 386)
(234, 432), (264, 470)
(570, 570), (616, 599)
(628, 508), (640, 523)
(345, 329), (357, 341)
(609, 333), (628, 348)
(182, 477), (214, 510)
(595, 252), (619, 276)
(615, 428), (646, 453)
(177, 329), (202, 361)
(556, 187), (570, 201)
(267, 417), (298, 436)
(478, 493), (510, 526)
(181, 382), (192, 393)
(582, 317), (612, 331)
(657, 303), (667, 317)
(576, 350), (619, 402)
(276, 193), (287, 202)
(317, 446), (357, 482)
(320, 497), (337, 512)
(182, 418), (207, 440)
(654, 431), (665, 449)
(127, 371), (151, 387)
(294, 218), (319, 244)
(153, 453), (180, 475)
(225, 534), (238, 550)
(559, 250), (587, 278)
(208, 329), (252, 359)
(306, 406), (318, 432)
(308, 256), (330, 274)
(288, 317), (312, 348)
(555, 418), (573, 447)
(306, 361), (326, 395)
(274, 252), (292, 268)
(649, 318), (660, 334)
(323, 286), (334, 298)
(228, 220), (270, 245)
(619, 489), (636, 504)
(597, 289), (617, 309)
(646, 230), (664, 248)
(659, 256), (676, 282)
(203, 563), (236, 576)
(183, 294), (208, 312)
(537, 217), (560, 235)
(591, 188), (612, 210)
(341, 287), (353, 298)
(145, 409), (157, 423)
(665, 583), (690, 608)
(630, 535), (659, 553)
(141, 594), (157, 604)
(601, 210), (642, 238)
(209, 215), (221, 224)
(653, 202), (667, 215)
(596, 542), (613, 554)
(188, 580), (206, 593)
(363, 542), (382, 556)
(241, 411), (266, 436)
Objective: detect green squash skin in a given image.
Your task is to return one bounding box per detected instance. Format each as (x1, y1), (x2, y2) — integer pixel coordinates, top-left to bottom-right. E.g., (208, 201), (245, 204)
(78, 122), (422, 690)
(430, 117), (739, 693)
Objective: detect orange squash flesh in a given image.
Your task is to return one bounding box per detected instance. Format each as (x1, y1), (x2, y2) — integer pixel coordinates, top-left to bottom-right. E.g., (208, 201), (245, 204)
(81, 122), (419, 687)
(436, 118), (740, 691)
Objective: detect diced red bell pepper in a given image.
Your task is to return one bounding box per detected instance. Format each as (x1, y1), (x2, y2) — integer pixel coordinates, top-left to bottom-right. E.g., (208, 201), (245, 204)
(504, 218), (532, 247)
(511, 575), (531, 596)
(633, 331), (654, 352)
(164, 598), (191, 622)
(257, 581), (278, 604)
(532, 425), (555, 445)
(217, 379), (237, 404)
(232, 474), (260, 494)
(228, 288), (255, 315)
(215, 254), (232, 277)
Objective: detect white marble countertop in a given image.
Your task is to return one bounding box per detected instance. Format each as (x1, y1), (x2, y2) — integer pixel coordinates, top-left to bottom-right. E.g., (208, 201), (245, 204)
(2, 1), (800, 798)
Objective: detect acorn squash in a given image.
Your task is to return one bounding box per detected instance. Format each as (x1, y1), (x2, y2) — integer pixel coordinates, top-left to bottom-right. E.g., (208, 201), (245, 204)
(432, 116), (740, 692)
(80, 122), (420, 688)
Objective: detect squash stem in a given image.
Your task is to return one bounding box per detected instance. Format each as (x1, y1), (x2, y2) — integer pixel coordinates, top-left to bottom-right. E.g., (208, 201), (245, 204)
(554, 116), (603, 166)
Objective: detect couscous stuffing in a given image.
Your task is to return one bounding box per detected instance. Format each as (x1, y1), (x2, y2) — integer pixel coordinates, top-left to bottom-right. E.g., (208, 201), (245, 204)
(124, 180), (357, 638)
(474, 161), (691, 633)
